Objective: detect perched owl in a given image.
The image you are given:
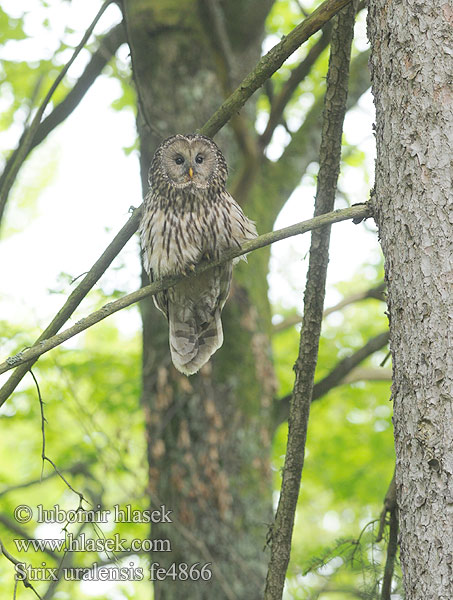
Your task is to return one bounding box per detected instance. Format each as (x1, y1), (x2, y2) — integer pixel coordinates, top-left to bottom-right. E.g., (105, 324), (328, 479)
(140, 134), (257, 376)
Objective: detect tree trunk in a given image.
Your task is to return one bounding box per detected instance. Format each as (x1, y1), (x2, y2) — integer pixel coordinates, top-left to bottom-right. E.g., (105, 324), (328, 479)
(122, 2), (275, 598)
(368, 2), (453, 598)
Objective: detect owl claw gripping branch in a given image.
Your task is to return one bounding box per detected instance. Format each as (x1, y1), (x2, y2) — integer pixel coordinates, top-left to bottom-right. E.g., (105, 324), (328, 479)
(139, 134), (257, 376)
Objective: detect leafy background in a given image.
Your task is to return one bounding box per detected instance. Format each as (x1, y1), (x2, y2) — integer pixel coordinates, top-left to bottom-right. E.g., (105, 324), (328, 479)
(0, 0), (397, 598)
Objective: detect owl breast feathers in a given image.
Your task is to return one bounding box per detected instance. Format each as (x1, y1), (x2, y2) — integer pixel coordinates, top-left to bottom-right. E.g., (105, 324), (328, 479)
(139, 133), (257, 376)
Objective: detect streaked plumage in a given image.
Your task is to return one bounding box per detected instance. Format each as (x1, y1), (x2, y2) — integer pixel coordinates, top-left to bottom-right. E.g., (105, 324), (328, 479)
(140, 134), (257, 375)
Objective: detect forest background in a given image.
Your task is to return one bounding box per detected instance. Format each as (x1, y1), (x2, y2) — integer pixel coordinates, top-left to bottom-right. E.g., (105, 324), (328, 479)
(0, 0), (395, 598)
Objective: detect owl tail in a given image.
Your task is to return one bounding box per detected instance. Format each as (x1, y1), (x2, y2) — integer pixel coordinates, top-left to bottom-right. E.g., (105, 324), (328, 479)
(168, 304), (224, 376)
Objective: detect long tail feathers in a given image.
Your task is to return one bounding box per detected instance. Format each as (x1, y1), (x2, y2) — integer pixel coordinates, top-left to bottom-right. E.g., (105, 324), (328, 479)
(168, 305), (224, 376)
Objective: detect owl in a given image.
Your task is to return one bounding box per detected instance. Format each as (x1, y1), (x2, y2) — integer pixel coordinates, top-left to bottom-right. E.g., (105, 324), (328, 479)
(140, 134), (257, 376)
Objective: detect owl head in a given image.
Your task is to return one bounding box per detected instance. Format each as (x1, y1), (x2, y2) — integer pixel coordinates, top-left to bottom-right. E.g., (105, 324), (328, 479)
(149, 134), (228, 190)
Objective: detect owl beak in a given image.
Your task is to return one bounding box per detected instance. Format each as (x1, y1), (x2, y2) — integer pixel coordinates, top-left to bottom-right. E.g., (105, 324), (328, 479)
(188, 167), (194, 179)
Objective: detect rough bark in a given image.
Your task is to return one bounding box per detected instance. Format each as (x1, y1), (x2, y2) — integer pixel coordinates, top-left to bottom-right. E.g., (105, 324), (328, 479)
(368, 1), (453, 598)
(264, 3), (357, 597)
(122, 1), (274, 598)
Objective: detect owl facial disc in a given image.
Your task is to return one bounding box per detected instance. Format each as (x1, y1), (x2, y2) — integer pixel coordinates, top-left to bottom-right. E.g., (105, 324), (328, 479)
(159, 135), (220, 189)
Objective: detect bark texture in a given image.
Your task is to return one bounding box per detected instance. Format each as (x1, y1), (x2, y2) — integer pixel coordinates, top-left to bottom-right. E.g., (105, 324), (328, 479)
(122, 1), (275, 598)
(264, 4), (357, 597)
(368, 2), (453, 598)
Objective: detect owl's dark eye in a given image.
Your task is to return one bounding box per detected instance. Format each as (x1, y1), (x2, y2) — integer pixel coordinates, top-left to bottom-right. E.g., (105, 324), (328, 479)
(175, 155), (184, 165)
(195, 154), (204, 164)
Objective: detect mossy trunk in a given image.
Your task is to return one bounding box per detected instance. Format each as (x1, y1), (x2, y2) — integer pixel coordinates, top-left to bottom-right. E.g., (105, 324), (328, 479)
(122, 1), (275, 597)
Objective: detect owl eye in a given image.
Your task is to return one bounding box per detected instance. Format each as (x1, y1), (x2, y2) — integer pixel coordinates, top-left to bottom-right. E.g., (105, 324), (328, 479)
(195, 154), (204, 164)
(175, 155), (184, 165)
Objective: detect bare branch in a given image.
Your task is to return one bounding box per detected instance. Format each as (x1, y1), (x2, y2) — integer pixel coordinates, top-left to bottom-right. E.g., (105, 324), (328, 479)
(0, 514), (59, 562)
(0, 0), (356, 404)
(307, 329), (390, 397)
(259, 23), (333, 149)
(324, 282), (386, 316)
(275, 330), (389, 425)
(342, 366), (391, 384)
(0, 22), (125, 222)
(0, 204), (371, 382)
(0, 536), (44, 599)
(0, 207), (142, 405)
(264, 5), (358, 598)
(0, 0), (116, 229)
(273, 282), (386, 333)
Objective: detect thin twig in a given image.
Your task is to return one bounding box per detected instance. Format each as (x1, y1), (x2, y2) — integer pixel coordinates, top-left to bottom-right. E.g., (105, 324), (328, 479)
(273, 282), (386, 333)
(0, 0), (115, 227)
(0, 23), (125, 228)
(380, 508), (398, 600)
(259, 22), (333, 149)
(29, 369), (86, 502)
(0, 207), (142, 405)
(0, 0), (354, 405)
(0, 204), (371, 378)
(274, 330), (389, 424)
(264, 4), (358, 598)
(0, 537), (44, 599)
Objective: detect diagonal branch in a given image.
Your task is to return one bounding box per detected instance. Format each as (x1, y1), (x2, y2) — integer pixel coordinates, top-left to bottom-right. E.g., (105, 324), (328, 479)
(264, 3), (358, 598)
(0, 207), (142, 405)
(342, 366), (391, 384)
(0, 514), (59, 562)
(0, 0), (355, 405)
(313, 330), (390, 398)
(0, 204), (371, 383)
(200, 0), (353, 138)
(0, 536), (44, 598)
(273, 282), (386, 333)
(0, 0), (116, 229)
(259, 22), (333, 149)
(0, 22), (125, 223)
(274, 330), (390, 425)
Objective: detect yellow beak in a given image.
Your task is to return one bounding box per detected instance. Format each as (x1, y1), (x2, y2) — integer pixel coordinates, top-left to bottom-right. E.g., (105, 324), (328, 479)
(188, 167), (194, 179)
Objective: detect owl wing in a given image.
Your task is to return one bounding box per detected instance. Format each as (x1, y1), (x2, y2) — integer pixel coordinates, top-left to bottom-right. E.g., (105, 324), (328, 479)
(141, 186), (256, 376)
(219, 190), (258, 260)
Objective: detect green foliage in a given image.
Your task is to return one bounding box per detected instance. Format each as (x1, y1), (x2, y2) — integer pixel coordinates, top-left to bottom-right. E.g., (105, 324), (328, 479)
(266, 0), (305, 37)
(271, 261), (398, 599)
(0, 320), (146, 598)
(0, 0), (388, 598)
(0, 8), (27, 43)
(3, 137), (60, 237)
